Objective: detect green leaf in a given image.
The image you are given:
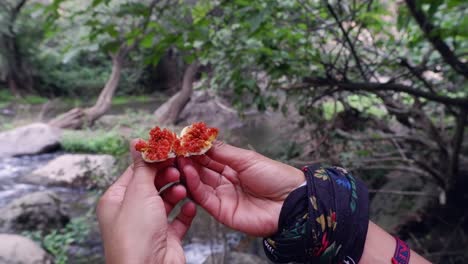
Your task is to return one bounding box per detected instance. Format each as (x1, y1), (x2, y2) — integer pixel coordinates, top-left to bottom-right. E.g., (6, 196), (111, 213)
(102, 41), (120, 53)
(91, 0), (104, 8)
(140, 34), (154, 48)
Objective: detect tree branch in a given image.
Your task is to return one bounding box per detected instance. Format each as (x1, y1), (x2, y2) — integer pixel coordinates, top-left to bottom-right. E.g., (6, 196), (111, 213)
(299, 77), (468, 107)
(326, 2), (368, 81)
(7, 0), (28, 35)
(405, 0), (468, 78)
(449, 107), (467, 182)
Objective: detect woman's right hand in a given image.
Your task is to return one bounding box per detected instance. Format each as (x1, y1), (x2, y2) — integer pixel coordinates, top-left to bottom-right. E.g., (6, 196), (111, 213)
(178, 141), (305, 237)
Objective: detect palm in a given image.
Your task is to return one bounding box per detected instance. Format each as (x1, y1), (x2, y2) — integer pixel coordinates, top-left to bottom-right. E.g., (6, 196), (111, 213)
(180, 142), (304, 237)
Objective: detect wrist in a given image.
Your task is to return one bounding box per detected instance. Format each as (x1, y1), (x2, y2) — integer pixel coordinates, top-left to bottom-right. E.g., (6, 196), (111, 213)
(359, 221), (394, 264)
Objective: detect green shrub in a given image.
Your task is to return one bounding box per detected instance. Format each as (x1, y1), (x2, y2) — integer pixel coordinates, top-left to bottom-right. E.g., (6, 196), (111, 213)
(34, 52), (151, 98)
(24, 217), (89, 264)
(23, 95), (48, 104)
(35, 53), (110, 98)
(61, 129), (128, 156)
(0, 89), (47, 105)
(0, 89), (15, 103)
(112, 95), (151, 105)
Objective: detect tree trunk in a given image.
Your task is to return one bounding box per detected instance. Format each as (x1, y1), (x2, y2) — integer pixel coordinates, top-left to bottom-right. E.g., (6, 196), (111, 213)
(153, 48), (183, 94)
(2, 33), (34, 95)
(154, 62), (199, 125)
(49, 53), (124, 129)
(1, 0), (33, 95)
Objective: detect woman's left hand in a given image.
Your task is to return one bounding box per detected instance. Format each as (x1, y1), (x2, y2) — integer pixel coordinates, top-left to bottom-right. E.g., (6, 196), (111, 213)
(97, 140), (196, 264)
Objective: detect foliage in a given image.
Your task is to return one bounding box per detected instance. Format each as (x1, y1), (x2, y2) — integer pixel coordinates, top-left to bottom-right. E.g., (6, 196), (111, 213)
(190, 0), (468, 197)
(112, 95), (151, 105)
(24, 217), (90, 264)
(0, 89), (15, 103)
(61, 129), (128, 156)
(33, 52), (111, 97)
(0, 89), (47, 104)
(0, 0), (45, 89)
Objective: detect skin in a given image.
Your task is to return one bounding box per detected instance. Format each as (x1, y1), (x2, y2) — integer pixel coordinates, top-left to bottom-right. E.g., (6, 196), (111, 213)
(96, 140), (196, 264)
(177, 141), (305, 237)
(178, 141), (431, 264)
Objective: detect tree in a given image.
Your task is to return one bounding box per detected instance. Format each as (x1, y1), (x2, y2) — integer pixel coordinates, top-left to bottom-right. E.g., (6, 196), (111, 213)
(0, 0), (35, 96)
(47, 0), (168, 129)
(150, 1), (215, 125)
(193, 0), (467, 204)
(46, 0), (208, 128)
(154, 61), (199, 125)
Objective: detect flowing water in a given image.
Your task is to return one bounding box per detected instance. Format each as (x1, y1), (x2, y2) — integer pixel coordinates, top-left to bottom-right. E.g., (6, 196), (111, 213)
(0, 153), (65, 207)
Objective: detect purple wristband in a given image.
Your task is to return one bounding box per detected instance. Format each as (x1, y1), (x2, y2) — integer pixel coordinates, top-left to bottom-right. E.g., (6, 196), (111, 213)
(392, 237), (410, 264)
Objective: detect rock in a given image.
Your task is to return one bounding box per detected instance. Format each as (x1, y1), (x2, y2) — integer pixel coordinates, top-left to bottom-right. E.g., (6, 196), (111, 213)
(94, 115), (120, 129)
(178, 91), (243, 129)
(0, 123), (60, 158)
(370, 172), (438, 233)
(203, 252), (268, 264)
(0, 234), (52, 264)
(20, 154), (115, 187)
(0, 191), (69, 233)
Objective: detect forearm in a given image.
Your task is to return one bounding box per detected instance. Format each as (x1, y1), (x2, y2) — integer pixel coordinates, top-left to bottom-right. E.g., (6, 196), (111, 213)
(360, 221), (431, 264)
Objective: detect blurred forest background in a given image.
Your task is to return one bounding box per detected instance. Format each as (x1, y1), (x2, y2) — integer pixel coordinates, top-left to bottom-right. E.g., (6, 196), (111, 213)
(0, 0), (467, 263)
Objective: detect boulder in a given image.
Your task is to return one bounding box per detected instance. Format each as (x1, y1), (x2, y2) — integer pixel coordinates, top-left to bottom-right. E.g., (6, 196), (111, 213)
(0, 234), (52, 264)
(20, 154), (115, 187)
(0, 191), (69, 233)
(93, 115), (120, 129)
(0, 123), (60, 158)
(203, 252), (268, 264)
(178, 91), (243, 130)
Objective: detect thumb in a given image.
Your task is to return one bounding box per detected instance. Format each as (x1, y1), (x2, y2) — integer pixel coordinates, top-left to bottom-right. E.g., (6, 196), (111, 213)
(126, 139), (159, 198)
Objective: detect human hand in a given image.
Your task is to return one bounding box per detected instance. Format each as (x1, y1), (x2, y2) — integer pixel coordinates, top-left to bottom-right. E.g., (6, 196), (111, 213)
(178, 141), (305, 237)
(97, 140), (196, 264)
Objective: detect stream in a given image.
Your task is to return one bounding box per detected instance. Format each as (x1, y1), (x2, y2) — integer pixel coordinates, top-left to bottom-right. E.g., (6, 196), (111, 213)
(0, 153), (66, 207)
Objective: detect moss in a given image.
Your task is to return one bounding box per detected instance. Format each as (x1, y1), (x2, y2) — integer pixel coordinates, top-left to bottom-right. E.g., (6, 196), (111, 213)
(112, 95), (151, 105)
(0, 90), (48, 105)
(60, 129), (128, 156)
(321, 100), (344, 120)
(346, 94), (387, 118)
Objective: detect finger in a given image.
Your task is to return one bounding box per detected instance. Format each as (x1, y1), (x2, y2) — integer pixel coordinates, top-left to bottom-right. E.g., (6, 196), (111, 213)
(153, 158), (177, 171)
(101, 166), (133, 203)
(125, 139), (160, 200)
(178, 157), (221, 215)
(189, 161), (223, 188)
(112, 165), (134, 188)
(192, 156), (239, 186)
(155, 167), (180, 190)
(160, 184), (187, 214)
(170, 201), (197, 240)
(192, 155), (226, 173)
(206, 141), (258, 171)
(97, 166), (133, 224)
